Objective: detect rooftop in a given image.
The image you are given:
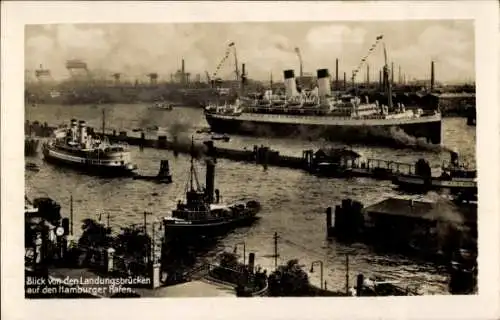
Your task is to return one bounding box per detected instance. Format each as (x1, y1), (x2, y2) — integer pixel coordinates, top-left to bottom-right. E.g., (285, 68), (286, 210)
(364, 198), (476, 225)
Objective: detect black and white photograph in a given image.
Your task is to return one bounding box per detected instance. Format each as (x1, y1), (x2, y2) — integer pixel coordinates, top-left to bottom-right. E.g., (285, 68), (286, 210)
(2, 1), (499, 320)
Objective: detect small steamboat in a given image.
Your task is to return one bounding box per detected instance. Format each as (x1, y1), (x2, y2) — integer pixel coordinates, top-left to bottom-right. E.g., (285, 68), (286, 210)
(393, 150), (477, 194)
(163, 140), (261, 238)
(151, 101), (173, 111)
(42, 119), (137, 176)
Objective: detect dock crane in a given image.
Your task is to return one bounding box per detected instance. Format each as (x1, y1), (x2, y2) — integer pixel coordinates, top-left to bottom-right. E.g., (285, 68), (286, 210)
(210, 42), (239, 87)
(352, 35), (393, 109)
(351, 35), (385, 86)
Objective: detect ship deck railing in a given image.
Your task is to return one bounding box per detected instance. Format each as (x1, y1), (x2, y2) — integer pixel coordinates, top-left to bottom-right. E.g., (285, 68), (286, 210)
(209, 110), (432, 121)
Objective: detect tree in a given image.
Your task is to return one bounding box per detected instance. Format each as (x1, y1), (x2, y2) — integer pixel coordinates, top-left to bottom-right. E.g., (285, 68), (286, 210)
(268, 259), (310, 296)
(78, 219), (113, 249)
(114, 226), (151, 259)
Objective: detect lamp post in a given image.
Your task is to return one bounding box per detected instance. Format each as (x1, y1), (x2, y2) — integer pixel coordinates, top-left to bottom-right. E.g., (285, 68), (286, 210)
(310, 260), (324, 290)
(151, 221), (162, 264)
(234, 242), (246, 266)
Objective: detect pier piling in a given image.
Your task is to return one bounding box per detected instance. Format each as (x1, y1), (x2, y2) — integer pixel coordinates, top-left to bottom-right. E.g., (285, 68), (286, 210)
(356, 273), (364, 296)
(140, 132), (145, 151)
(326, 207), (334, 237)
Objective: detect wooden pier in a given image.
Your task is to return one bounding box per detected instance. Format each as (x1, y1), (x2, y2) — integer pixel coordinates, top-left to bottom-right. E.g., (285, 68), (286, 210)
(25, 120), (444, 186)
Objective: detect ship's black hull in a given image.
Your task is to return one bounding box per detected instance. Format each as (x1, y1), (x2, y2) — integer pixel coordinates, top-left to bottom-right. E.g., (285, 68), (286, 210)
(42, 149), (136, 177)
(164, 215), (259, 240)
(205, 114), (442, 147)
(393, 175), (477, 194)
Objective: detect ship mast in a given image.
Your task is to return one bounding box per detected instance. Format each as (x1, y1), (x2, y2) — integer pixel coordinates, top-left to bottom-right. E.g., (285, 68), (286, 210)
(188, 136), (200, 191)
(382, 42), (394, 110)
(233, 45), (240, 81)
(101, 108), (106, 137)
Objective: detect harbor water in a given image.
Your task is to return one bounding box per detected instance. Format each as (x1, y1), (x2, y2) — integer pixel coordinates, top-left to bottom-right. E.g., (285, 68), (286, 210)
(25, 103), (476, 294)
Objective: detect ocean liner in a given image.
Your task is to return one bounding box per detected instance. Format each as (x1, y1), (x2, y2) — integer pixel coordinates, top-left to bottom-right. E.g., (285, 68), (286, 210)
(205, 43), (442, 146)
(42, 119), (137, 176)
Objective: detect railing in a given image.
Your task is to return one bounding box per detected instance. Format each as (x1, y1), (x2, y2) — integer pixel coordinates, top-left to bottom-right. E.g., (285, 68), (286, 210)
(208, 110), (438, 123)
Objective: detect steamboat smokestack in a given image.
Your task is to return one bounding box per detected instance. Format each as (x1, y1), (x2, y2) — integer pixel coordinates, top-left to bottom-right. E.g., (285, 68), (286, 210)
(283, 69), (298, 98)
(335, 59), (339, 91)
(78, 120), (87, 145)
(205, 158), (215, 204)
(317, 69), (331, 97)
(70, 119), (78, 141)
(431, 60), (435, 91)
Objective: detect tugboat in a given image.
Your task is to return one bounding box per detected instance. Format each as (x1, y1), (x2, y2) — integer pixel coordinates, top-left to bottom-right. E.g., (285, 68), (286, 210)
(151, 101), (173, 111)
(210, 134), (230, 142)
(163, 139), (261, 238)
(42, 119), (137, 177)
(25, 162), (40, 172)
(392, 150), (477, 194)
(448, 248), (477, 294)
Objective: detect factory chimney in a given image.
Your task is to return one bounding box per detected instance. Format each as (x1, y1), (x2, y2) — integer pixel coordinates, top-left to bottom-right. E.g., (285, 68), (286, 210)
(431, 61), (435, 91)
(316, 69), (331, 97)
(181, 59), (185, 85)
(398, 65), (401, 85)
(283, 69), (298, 98)
(379, 70), (382, 91)
(391, 62), (394, 85)
(343, 72), (346, 91)
(241, 63), (246, 94)
(335, 58), (339, 91)
(366, 64), (370, 86)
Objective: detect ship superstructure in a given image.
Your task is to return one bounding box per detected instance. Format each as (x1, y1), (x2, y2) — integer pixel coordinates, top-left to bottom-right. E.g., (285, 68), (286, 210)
(204, 38), (442, 146)
(42, 119), (137, 176)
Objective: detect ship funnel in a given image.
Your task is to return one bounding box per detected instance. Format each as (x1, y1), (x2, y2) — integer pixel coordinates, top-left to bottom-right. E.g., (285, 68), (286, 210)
(283, 69), (298, 98)
(78, 120), (87, 145)
(450, 149), (459, 167)
(317, 69), (331, 97)
(70, 119), (78, 141)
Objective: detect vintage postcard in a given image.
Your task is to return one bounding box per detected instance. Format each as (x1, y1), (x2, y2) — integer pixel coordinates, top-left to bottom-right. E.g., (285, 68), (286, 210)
(2, 1), (499, 320)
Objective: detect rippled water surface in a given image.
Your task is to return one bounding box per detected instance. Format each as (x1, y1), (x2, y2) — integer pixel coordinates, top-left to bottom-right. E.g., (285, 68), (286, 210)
(26, 104), (476, 294)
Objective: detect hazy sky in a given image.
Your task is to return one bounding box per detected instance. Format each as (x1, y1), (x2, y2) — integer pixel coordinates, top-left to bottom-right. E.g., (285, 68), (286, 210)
(25, 20), (474, 83)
